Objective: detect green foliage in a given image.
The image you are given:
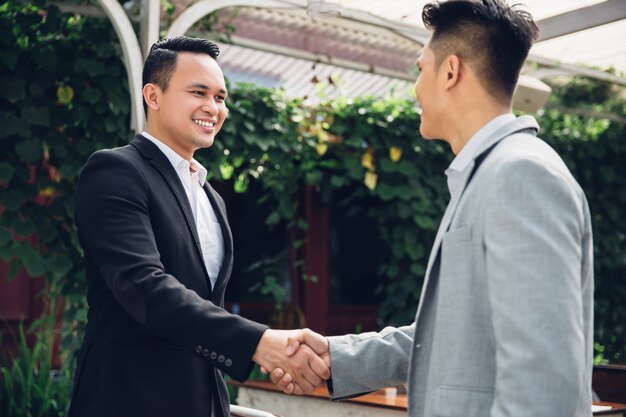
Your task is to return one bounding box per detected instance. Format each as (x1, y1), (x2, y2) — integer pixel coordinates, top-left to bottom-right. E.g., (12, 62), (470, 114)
(0, 0), (131, 356)
(0, 323), (72, 417)
(1, 1), (625, 374)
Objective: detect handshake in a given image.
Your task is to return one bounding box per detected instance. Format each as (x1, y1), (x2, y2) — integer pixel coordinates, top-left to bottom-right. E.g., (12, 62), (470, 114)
(252, 328), (330, 395)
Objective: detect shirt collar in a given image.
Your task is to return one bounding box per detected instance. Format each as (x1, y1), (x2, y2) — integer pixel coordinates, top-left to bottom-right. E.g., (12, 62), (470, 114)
(447, 113), (515, 175)
(142, 131), (208, 186)
(444, 113), (515, 200)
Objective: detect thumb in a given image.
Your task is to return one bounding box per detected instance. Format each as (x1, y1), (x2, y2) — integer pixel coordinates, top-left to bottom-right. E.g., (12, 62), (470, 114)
(285, 337), (301, 356)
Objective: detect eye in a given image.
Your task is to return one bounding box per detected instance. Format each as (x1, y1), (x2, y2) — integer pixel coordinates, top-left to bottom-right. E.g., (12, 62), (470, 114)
(215, 95), (226, 102)
(192, 90), (205, 96)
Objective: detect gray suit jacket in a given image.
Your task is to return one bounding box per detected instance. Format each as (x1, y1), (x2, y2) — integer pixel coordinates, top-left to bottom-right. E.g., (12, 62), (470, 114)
(328, 116), (594, 417)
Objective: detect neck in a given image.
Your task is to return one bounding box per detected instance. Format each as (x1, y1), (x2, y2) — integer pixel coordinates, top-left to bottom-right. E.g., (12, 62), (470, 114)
(447, 101), (511, 155)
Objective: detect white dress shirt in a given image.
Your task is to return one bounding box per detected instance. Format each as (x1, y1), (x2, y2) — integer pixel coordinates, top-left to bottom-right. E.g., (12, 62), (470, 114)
(142, 131), (224, 289)
(445, 113), (515, 200)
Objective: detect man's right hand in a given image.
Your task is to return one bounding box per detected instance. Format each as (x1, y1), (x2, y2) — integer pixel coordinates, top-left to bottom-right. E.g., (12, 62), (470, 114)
(252, 329), (330, 394)
(267, 328), (330, 395)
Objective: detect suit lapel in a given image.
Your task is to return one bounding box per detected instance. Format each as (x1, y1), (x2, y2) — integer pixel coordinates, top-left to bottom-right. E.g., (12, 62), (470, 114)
(130, 135), (211, 289)
(414, 116), (540, 323)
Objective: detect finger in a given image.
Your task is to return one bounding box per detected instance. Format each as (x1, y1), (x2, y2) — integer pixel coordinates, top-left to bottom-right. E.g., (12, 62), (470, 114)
(292, 383), (304, 396)
(308, 350), (331, 380)
(268, 368), (285, 384)
(274, 370), (294, 391)
(282, 382), (295, 395)
(260, 366), (268, 374)
(294, 345), (324, 387)
(302, 328), (329, 355)
(323, 352), (330, 368)
(292, 372), (315, 394)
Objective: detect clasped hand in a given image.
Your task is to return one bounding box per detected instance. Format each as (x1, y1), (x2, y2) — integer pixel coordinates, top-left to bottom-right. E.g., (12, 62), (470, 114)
(252, 328), (330, 395)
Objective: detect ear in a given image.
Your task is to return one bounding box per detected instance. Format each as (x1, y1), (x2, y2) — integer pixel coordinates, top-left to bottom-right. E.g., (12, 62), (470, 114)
(442, 54), (461, 91)
(143, 83), (161, 112)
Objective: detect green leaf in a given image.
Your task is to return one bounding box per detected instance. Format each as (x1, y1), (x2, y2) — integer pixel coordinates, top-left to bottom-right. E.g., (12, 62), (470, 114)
(15, 138), (42, 162)
(74, 58), (105, 75)
(0, 111), (22, 138)
(0, 227), (11, 244)
(243, 120), (256, 131)
(48, 254), (72, 277)
(20, 106), (50, 126)
(0, 51), (18, 70)
(38, 223), (59, 243)
(1, 188), (26, 211)
(233, 173), (249, 193)
(8, 260), (22, 280)
(377, 183), (395, 201)
(266, 211), (280, 226)
(0, 75), (26, 102)
(0, 243), (12, 261)
(219, 162), (234, 180)
(11, 217), (36, 238)
(82, 87), (102, 105)
(0, 162), (15, 182)
(22, 250), (45, 277)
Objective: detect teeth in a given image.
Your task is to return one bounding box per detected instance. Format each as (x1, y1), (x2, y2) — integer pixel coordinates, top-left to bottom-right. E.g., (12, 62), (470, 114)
(193, 120), (214, 128)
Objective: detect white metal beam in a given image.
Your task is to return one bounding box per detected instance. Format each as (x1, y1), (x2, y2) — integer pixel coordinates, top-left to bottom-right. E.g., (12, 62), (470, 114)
(98, 0), (145, 132)
(537, 0), (626, 42)
(168, 0), (297, 37)
(140, 0), (160, 58)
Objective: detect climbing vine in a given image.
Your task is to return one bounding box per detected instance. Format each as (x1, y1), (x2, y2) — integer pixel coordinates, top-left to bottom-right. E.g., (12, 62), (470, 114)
(1, 1), (625, 367)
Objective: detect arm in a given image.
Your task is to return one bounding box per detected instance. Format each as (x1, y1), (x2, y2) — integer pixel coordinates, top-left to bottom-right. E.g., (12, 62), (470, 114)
(75, 150), (267, 381)
(484, 156), (590, 416)
(326, 324), (414, 399)
(270, 325), (414, 398)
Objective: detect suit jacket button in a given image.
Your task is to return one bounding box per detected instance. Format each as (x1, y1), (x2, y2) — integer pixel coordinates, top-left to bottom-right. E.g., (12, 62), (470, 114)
(195, 345), (203, 353)
(225, 359), (232, 367)
(202, 348), (210, 357)
(415, 344), (421, 349)
(210, 351), (217, 360)
(218, 355), (225, 363)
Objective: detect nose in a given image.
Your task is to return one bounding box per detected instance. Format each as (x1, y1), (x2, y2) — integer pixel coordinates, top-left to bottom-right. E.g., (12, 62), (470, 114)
(202, 98), (218, 115)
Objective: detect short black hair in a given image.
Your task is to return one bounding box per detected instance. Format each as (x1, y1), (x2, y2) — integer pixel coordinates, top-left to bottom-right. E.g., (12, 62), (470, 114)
(142, 36), (220, 115)
(422, 0), (538, 104)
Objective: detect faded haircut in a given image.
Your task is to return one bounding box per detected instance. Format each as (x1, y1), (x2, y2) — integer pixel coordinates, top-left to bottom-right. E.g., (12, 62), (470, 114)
(422, 0), (538, 103)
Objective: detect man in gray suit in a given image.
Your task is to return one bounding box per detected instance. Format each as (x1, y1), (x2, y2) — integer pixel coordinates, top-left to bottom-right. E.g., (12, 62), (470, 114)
(270, 1), (594, 415)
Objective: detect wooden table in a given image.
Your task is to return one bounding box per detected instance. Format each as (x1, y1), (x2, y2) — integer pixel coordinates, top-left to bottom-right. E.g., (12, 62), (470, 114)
(232, 380), (626, 417)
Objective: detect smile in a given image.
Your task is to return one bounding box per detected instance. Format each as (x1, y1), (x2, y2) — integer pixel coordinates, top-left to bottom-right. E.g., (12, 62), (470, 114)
(193, 119), (215, 128)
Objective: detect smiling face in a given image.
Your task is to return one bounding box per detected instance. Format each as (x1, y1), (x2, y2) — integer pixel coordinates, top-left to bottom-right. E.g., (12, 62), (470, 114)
(414, 44), (445, 140)
(144, 52), (228, 160)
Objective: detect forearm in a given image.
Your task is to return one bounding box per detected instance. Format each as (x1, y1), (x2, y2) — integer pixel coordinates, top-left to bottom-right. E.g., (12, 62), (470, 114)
(328, 324), (414, 399)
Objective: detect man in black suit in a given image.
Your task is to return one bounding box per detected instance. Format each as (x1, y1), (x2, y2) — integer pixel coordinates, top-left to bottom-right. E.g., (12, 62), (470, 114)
(69, 36), (329, 417)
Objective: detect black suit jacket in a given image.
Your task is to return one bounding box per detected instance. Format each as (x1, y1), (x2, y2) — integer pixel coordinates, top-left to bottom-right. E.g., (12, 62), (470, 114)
(69, 135), (267, 417)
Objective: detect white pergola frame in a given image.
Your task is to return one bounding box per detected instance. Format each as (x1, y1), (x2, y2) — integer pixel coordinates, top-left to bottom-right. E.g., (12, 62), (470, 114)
(71, 0), (626, 132)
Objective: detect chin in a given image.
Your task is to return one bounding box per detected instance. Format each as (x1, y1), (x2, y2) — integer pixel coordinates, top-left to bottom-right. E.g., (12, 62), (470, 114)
(194, 136), (215, 149)
(419, 125), (436, 140)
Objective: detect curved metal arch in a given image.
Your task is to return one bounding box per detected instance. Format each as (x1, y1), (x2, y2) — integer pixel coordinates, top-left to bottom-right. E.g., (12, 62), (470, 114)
(98, 0), (146, 133)
(168, 0), (302, 37)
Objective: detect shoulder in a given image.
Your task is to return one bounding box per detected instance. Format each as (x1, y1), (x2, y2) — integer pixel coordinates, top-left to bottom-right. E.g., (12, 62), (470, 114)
(84, 143), (141, 169)
(479, 135), (585, 213)
(77, 144), (149, 196)
(485, 134), (579, 189)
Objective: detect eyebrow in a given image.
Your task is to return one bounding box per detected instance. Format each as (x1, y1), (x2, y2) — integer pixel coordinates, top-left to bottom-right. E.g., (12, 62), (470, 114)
(187, 83), (227, 95)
